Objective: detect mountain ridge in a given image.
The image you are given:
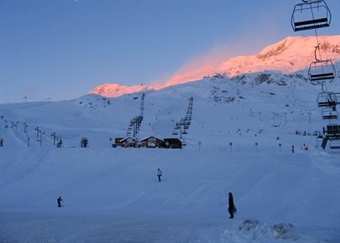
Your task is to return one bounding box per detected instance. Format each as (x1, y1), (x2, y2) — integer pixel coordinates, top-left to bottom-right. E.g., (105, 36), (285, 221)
(89, 35), (340, 98)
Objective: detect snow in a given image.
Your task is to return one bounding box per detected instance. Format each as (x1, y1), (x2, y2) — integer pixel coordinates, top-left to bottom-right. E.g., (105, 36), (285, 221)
(0, 76), (340, 242)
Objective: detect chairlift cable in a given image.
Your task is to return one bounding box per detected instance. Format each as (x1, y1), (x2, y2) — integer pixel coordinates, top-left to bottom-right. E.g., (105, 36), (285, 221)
(307, 3), (323, 61)
(321, 82), (328, 93)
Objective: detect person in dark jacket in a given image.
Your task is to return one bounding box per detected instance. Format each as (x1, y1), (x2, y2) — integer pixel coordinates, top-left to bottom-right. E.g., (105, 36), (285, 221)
(57, 196), (63, 207)
(228, 192), (235, 219)
(157, 168), (162, 182)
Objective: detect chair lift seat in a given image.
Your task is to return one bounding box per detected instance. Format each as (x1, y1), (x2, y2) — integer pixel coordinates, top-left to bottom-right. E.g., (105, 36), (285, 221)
(310, 72), (334, 81)
(318, 101), (336, 107)
(294, 18), (329, 31)
(323, 114), (338, 120)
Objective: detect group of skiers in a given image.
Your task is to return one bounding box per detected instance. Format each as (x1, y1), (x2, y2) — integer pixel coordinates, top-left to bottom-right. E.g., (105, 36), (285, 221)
(56, 168), (236, 219)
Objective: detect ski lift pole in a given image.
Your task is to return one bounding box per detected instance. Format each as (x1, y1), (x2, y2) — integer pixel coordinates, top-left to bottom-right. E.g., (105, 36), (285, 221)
(35, 126), (40, 138)
(277, 122), (287, 140)
(39, 132), (43, 146)
(51, 132), (56, 146)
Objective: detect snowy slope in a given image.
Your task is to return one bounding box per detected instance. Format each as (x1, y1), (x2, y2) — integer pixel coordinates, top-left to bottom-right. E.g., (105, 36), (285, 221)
(0, 73), (340, 242)
(2, 72), (339, 149)
(1, 148), (339, 243)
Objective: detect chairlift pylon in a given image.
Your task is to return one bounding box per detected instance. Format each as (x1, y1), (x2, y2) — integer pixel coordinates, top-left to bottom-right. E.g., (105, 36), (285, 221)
(291, 0), (331, 32)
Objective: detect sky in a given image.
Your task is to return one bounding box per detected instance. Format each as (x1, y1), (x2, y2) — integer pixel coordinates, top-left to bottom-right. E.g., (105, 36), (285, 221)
(0, 0), (339, 103)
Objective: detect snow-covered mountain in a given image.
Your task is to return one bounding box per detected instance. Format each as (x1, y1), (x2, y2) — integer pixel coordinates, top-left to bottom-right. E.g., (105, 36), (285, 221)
(89, 35), (340, 98)
(1, 35), (340, 243)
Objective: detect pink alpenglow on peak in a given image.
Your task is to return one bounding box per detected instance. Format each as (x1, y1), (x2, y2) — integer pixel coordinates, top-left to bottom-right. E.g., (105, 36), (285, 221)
(89, 35), (340, 98)
(89, 83), (147, 98)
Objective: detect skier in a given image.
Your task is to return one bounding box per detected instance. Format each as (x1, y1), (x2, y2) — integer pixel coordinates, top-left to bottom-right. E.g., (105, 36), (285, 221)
(57, 196), (63, 207)
(157, 168), (162, 182)
(228, 192), (235, 219)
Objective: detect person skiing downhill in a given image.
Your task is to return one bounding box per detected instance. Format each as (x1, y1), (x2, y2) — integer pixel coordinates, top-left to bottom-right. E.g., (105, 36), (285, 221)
(228, 192), (235, 219)
(157, 168), (162, 182)
(57, 196), (63, 207)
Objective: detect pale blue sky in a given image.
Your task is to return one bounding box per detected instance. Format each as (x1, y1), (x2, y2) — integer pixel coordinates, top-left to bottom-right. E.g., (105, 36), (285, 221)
(1, 0), (339, 103)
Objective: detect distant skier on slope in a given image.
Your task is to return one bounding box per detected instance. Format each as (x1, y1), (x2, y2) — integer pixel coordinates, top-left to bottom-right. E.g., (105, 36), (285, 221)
(57, 196), (63, 207)
(157, 168), (162, 182)
(228, 192), (235, 219)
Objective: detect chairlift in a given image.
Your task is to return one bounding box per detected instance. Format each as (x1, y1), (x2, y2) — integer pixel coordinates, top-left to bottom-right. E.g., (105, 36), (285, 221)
(329, 139), (340, 149)
(308, 60), (336, 83)
(324, 124), (340, 137)
(322, 107), (338, 120)
(183, 129), (188, 134)
(291, 0), (331, 32)
(309, 46), (336, 83)
(317, 92), (337, 107)
(172, 130), (178, 135)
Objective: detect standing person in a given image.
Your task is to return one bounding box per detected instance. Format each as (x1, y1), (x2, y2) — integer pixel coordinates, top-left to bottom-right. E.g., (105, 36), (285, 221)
(57, 196), (63, 207)
(228, 192), (235, 219)
(157, 168), (162, 182)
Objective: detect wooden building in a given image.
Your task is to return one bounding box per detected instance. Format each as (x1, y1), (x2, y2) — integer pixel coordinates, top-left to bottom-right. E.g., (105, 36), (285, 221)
(163, 138), (182, 149)
(140, 136), (164, 148)
(119, 137), (137, 148)
(114, 136), (183, 149)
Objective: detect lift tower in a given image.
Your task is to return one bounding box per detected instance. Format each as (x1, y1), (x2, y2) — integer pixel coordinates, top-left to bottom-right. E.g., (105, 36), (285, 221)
(126, 93), (145, 138)
(172, 97), (194, 138)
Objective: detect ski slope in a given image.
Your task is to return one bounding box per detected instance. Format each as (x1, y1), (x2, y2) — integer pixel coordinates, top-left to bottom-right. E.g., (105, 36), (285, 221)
(0, 77), (340, 242)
